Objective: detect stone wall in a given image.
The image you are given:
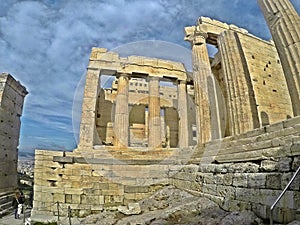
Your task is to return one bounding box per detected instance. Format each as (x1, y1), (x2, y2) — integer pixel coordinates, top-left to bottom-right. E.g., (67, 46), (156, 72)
(0, 73), (27, 215)
(236, 32), (293, 124)
(32, 146), (194, 217)
(32, 117), (300, 223)
(171, 116), (300, 223)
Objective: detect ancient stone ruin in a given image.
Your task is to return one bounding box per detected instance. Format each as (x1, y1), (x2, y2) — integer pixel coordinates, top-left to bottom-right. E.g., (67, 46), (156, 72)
(0, 73), (27, 215)
(32, 0), (300, 223)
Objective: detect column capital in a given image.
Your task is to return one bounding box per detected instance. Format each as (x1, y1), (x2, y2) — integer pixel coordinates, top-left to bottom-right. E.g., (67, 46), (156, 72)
(116, 72), (130, 78)
(185, 26), (208, 45)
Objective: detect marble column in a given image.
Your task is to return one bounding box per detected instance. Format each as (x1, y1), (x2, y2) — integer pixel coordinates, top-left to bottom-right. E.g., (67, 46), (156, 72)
(186, 29), (211, 144)
(148, 76), (161, 148)
(217, 31), (259, 135)
(178, 80), (189, 147)
(258, 0), (300, 116)
(114, 73), (129, 148)
(78, 68), (101, 148)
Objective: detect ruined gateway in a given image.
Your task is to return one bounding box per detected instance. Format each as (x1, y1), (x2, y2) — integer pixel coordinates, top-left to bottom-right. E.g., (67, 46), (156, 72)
(32, 0), (300, 223)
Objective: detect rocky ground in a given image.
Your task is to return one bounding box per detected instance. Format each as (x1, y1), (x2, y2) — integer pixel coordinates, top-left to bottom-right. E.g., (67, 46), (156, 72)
(79, 185), (300, 225)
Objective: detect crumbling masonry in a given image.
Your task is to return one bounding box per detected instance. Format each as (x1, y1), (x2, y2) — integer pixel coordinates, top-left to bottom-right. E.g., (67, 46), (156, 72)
(0, 73), (27, 216)
(32, 0), (300, 223)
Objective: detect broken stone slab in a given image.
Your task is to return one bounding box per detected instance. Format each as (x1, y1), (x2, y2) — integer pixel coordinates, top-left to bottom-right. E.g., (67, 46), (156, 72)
(118, 202), (142, 215)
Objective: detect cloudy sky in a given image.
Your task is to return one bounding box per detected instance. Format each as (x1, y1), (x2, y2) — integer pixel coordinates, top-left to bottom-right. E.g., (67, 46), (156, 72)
(0, 0), (299, 153)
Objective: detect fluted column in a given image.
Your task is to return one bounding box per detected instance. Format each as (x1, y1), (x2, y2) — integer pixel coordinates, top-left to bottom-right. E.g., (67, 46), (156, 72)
(186, 28), (211, 144)
(258, 0), (300, 116)
(178, 80), (189, 147)
(78, 68), (101, 148)
(218, 30), (259, 135)
(148, 76), (161, 148)
(114, 73), (129, 148)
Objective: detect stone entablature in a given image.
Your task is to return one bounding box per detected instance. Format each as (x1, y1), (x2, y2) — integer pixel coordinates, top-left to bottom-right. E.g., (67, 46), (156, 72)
(0, 73), (27, 215)
(89, 48), (187, 81)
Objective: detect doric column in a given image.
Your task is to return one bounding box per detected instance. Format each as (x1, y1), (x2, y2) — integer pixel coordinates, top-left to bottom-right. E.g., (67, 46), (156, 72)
(185, 28), (211, 144)
(148, 76), (161, 148)
(78, 68), (101, 149)
(258, 0), (300, 116)
(217, 31), (259, 135)
(207, 75), (222, 140)
(114, 73), (129, 148)
(178, 80), (189, 147)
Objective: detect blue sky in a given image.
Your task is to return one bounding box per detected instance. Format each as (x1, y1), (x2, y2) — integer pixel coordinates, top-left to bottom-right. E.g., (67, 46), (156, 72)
(0, 0), (299, 153)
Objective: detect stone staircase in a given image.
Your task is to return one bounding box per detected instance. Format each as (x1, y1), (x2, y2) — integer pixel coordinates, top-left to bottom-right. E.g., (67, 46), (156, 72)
(0, 192), (14, 217)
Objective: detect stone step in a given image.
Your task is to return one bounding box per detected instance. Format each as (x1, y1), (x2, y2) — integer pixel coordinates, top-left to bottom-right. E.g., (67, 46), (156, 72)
(0, 193), (14, 217)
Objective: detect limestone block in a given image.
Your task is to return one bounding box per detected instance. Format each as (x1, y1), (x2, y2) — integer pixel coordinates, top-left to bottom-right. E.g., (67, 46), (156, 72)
(261, 160), (278, 171)
(91, 205), (103, 212)
(53, 156), (74, 164)
(290, 143), (300, 156)
(266, 122), (284, 132)
(284, 116), (300, 128)
(292, 156), (300, 170)
(214, 174), (225, 185)
(294, 191), (300, 209)
(216, 185), (235, 198)
(283, 127), (299, 136)
(232, 173), (248, 187)
(202, 184), (217, 195)
(102, 188), (123, 196)
(223, 174), (233, 186)
(246, 128), (266, 138)
(71, 194), (81, 204)
(202, 173), (217, 184)
(64, 188), (83, 195)
(90, 47), (107, 59)
(251, 203), (268, 219)
(260, 189), (294, 208)
(235, 187), (257, 203)
(231, 162), (259, 173)
(281, 173), (300, 190)
(135, 178), (155, 186)
(53, 193), (65, 203)
(263, 146), (287, 158)
(124, 186), (149, 193)
(266, 173), (282, 189)
(247, 173), (266, 188)
(278, 157), (292, 172)
(222, 199), (251, 212)
(118, 202), (141, 215)
(272, 138), (286, 147)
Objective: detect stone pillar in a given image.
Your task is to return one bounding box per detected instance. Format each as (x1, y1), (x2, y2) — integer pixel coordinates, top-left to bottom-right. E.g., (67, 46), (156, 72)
(148, 76), (161, 148)
(78, 68), (101, 149)
(217, 31), (259, 135)
(0, 73), (27, 213)
(207, 75), (222, 140)
(178, 80), (189, 147)
(114, 73), (130, 148)
(186, 28), (211, 144)
(258, 0), (300, 116)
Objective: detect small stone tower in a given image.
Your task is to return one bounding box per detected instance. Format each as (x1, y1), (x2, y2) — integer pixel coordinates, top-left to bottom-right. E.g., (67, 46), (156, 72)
(0, 73), (28, 215)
